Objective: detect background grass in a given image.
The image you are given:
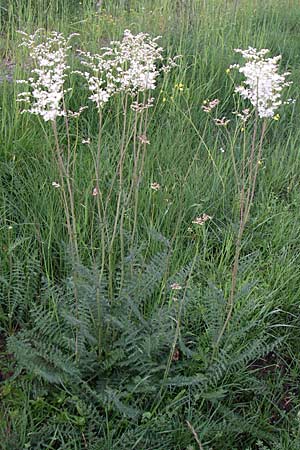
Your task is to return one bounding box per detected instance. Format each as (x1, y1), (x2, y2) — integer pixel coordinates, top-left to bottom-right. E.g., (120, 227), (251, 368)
(1, 0), (300, 449)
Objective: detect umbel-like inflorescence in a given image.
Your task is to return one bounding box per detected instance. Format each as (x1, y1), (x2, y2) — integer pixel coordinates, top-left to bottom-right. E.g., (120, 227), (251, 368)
(78, 29), (179, 109)
(17, 30), (78, 122)
(232, 47), (292, 118)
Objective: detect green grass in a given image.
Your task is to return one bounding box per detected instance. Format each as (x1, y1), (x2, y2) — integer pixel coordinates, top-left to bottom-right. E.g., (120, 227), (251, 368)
(1, 0), (300, 449)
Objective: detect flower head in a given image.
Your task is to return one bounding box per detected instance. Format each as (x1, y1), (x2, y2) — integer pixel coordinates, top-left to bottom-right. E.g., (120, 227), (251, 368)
(17, 30), (77, 121)
(192, 213), (212, 225)
(138, 134), (150, 145)
(202, 98), (220, 113)
(214, 117), (230, 126)
(78, 30), (178, 109)
(233, 47), (292, 118)
(170, 282), (182, 291)
(150, 182), (161, 191)
(233, 108), (251, 123)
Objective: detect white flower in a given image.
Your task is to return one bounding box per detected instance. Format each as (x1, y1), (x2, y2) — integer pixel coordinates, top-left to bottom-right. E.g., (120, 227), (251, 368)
(214, 117), (230, 126)
(233, 108), (251, 122)
(150, 182), (161, 191)
(233, 47), (292, 118)
(78, 30), (178, 109)
(138, 134), (150, 145)
(130, 97), (154, 112)
(17, 30), (76, 122)
(170, 282), (182, 290)
(192, 214), (212, 225)
(202, 98), (220, 113)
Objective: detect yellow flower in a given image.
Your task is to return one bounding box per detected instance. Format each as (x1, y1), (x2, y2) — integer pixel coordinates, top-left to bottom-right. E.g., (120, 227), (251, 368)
(241, 127), (245, 132)
(162, 97), (166, 102)
(226, 68), (230, 74)
(273, 114), (280, 121)
(175, 82), (184, 91)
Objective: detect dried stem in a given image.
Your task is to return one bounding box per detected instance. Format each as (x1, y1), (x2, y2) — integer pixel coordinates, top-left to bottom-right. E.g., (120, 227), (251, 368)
(186, 420), (205, 450)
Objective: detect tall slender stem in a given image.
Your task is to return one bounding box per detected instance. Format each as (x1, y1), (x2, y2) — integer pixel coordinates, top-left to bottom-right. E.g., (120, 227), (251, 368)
(51, 121), (73, 249)
(51, 120), (79, 359)
(215, 118), (267, 350)
(108, 94), (129, 297)
(52, 121), (79, 260)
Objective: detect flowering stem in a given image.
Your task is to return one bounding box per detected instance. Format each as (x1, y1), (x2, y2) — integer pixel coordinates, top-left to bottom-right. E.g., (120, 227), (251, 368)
(62, 96), (71, 176)
(131, 93), (149, 247)
(215, 118), (267, 350)
(51, 120), (80, 359)
(240, 121), (247, 223)
(126, 103), (140, 208)
(51, 121), (73, 250)
(92, 109), (106, 356)
(225, 125), (240, 190)
(109, 93), (129, 296)
(95, 110), (107, 282)
(52, 121), (79, 261)
(243, 111), (258, 218)
(244, 119), (267, 223)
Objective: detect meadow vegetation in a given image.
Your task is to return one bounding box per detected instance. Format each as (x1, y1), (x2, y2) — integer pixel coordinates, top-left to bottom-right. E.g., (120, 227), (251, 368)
(1, 0), (300, 449)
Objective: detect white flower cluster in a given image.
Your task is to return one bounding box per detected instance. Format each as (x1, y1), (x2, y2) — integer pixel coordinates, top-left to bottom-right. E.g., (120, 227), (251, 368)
(16, 29), (179, 117)
(233, 47), (292, 118)
(78, 29), (179, 109)
(17, 30), (77, 122)
(76, 49), (117, 109)
(112, 29), (164, 92)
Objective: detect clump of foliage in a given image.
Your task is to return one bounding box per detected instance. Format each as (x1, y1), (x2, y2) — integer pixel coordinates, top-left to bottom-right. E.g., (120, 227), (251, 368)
(2, 240), (281, 449)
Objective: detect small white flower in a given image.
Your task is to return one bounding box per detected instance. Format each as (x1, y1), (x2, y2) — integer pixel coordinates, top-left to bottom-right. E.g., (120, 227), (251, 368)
(138, 134), (150, 145)
(202, 98), (220, 113)
(52, 181), (60, 188)
(170, 282), (182, 290)
(68, 106), (88, 118)
(150, 182), (161, 191)
(82, 138), (91, 144)
(192, 214), (212, 225)
(214, 117), (230, 126)
(131, 97), (154, 112)
(233, 108), (251, 122)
